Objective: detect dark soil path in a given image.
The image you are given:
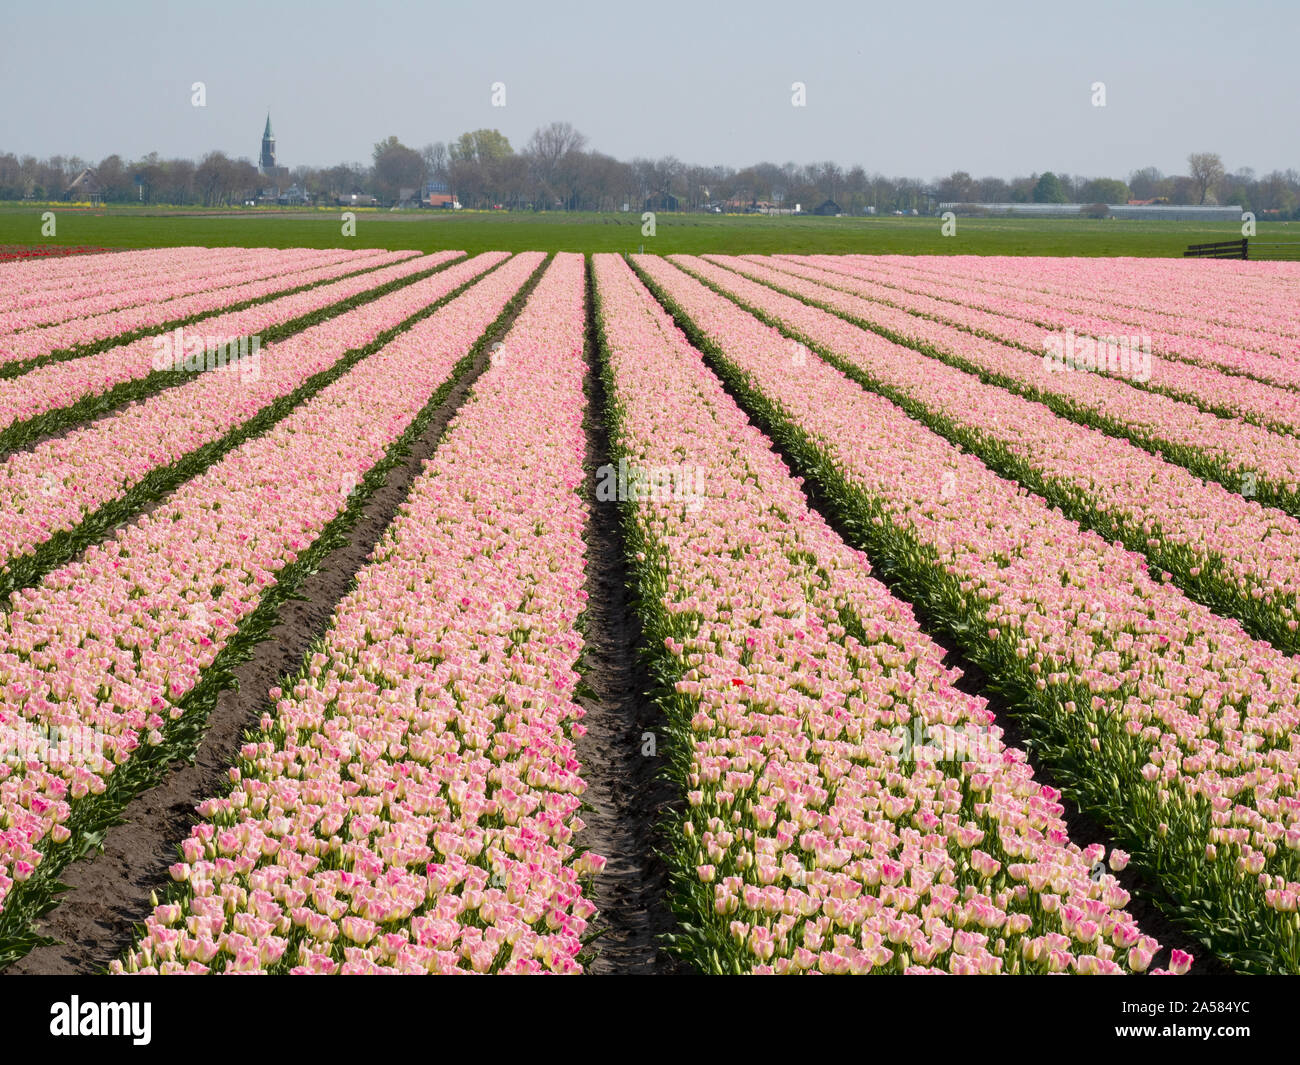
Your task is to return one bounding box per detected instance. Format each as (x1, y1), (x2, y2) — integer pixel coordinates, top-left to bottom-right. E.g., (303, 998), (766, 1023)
(572, 260), (688, 975)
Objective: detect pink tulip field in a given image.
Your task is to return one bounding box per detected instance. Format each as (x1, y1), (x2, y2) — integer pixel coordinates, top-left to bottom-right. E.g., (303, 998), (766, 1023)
(1, 245), (1299, 975)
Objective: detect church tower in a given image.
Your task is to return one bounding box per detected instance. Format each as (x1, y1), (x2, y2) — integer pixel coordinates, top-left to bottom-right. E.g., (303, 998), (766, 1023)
(259, 114), (276, 173)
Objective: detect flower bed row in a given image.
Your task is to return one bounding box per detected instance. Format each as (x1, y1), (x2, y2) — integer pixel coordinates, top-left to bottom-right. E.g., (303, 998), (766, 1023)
(0, 252), (503, 604)
(634, 252), (1300, 973)
(809, 254), (1300, 373)
(673, 254), (1300, 655)
(1, 249), (422, 369)
(1, 247), (230, 295)
(851, 254), (1300, 348)
(0, 252), (545, 964)
(846, 254), (1300, 361)
(114, 252), (597, 975)
(756, 255), (1300, 435)
(0, 245), (111, 267)
(0, 251), (454, 456)
(594, 254), (1169, 975)
(806, 253), (1300, 374)
(704, 255), (1300, 520)
(1, 248), (365, 333)
(1, 247), (204, 298)
(5, 246), (269, 316)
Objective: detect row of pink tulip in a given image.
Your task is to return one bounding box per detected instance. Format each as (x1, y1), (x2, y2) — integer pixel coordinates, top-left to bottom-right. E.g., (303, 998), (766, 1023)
(636, 252), (1300, 971)
(115, 253), (598, 975)
(867, 255), (1300, 357)
(4, 247), (300, 313)
(0, 251), (449, 437)
(1, 247), (233, 300)
(865, 254), (1300, 343)
(0, 253), (543, 936)
(706, 254), (1300, 510)
(677, 254), (1300, 648)
(2, 249), (421, 367)
(812, 254), (1300, 365)
(0, 252), (496, 571)
(1, 248), (370, 333)
(767, 256), (1300, 429)
(596, 254), (1171, 975)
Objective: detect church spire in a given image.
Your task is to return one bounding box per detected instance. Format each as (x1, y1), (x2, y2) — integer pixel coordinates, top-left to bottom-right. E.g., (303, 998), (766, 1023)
(259, 112), (277, 174)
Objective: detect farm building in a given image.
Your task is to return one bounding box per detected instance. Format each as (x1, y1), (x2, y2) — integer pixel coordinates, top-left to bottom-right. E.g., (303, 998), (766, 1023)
(812, 199), (842, 216)
(422, 180), (458, 208)
(718, 198), (795, 214)
(63, 168), (102, 204)
(1109, 203), (1244, 221)
(644, 192), (680, 211)
(939, 201), (1244, 221)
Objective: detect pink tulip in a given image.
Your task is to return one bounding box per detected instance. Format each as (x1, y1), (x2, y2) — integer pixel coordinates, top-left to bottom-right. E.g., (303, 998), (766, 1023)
(114, 254), (601, 976)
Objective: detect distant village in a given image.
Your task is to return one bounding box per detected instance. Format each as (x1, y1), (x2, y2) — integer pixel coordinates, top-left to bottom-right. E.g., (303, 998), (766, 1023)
(12, 115), (1296, 220)
(249, 115), (459, 210)
(49, 114), (463, 212)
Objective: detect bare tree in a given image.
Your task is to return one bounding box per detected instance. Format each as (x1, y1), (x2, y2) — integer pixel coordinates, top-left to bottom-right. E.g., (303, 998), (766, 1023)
(525, 122), (588, 208)
(1128, 166), (1163, 200)
(526, 122), (587, 173)
(1188, 152), (1226, 204)
(371, 136), (425, 204)
(938, 171), (977, 204)
(420, 142), (449, 182)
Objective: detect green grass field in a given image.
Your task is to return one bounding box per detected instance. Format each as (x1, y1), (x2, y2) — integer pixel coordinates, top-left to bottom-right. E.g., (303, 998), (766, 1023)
(3, 203), (1296, 257)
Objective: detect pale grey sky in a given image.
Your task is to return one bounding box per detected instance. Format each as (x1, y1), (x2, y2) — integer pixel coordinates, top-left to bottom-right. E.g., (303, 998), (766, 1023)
(2, 0), (1295, 179)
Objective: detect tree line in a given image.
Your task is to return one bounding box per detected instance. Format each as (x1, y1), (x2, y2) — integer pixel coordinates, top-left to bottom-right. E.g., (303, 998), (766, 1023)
(3, 125), (1297, 217)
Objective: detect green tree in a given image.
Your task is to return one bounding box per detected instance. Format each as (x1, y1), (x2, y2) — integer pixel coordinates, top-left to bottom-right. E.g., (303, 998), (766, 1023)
(1080, 177), (1129, 204)
(448, 130), (514, 207)
(1032, 171), (1067, 203)
(449, 129), (513, 166)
